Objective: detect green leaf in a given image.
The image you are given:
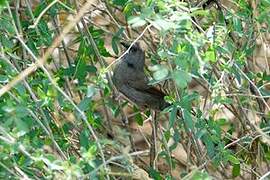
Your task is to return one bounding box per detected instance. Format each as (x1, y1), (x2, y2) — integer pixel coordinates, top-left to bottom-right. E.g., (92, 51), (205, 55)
(87, 86), (96, 98)
(112, 0), (128, 6)
(204, 46), (216, 62)
(0, 16), (15, 34)
(62, 66), (75, 76)
(233, 17), (243, 36)
(172, 70), (191, 89)
(78, 97), (92, 111)
(133, 106), (143, 126)
(232, 163), (240, 177)
(111, 106), (120, 118)
(228, 154), (240, 164)
(74, 58), (87, 83)
(213, 96), (233, 104)
(0, 0), (6, 7)
(190, 9), (209, 17)
(38, 20), (53, 46)
(0, 35), (13, 49)
(128, 16), (147, 28)
(80, 130), (90, 149)
(203, 134), (215, 158)
(111, 28), (124, 55)
(26, 39), (39, 56)
(183, 109), (193, 130)
(86, 65), (97, 73)
(14, 118), (29, 133)
(103, 85), (111, 97)
(180, 92), (199, 110)
(0, 75), (8, 83)
(33, 1), (46, 17)
(112, 36), (119, 55)
(149, 65), (169, 81)
(164, 130), (171, 142)
(151, 19), (174, 31)
(190, 170), (211, 180)
(169, 106), (177, 128)
(149, 167), (162, 180)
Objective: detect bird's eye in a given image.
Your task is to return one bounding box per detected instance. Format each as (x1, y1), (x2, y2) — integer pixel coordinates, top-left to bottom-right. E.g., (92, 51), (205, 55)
(127, 62), (134, 68)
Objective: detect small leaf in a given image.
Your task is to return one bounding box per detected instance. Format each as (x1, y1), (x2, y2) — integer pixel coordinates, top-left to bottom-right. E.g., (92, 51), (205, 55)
(151, 19), (174, 31)
(14, 118), (29, 134)
(206, 26), (214, 41)
(86, 65), (97, 73)
(87, 86), (96, 98)
(128, 16), (146, 28)
(0, 16), (15, 34)
(133, 106), (143, 126)
(202, 134), (215, 158)
(149, 167), (163, 180)
(0, 35), (13, 49)
(112, 0), (128, 6)
(190, 9), (209, 17)
(232, 163), (240, 177)
(78, 97), (91, 111)
(183, 109), (193, 130)
(169, 106), (177, 128)
(0, 0), (6, 7)
(112, 37), (119, 55)
(0, 75), (8, 83)
(164, 130), (171, 142)
(233, 17), (243, 37)
(74, 58), (87, 84)
(112, 107), (120, 117)
(103, 86), (111, 97)
(204, 47), (216, 62)
(112, 28), (124, 55)
(228, 154), (240, 164)
(62, 66), (75, 76)
(149, 65), (169, 81)
(172, 70), (191, 89)
(190, 171), (211, 180)
(26, 39), (39, 56)
(38, 20), (53, 46)
(80, 130), (90, 149)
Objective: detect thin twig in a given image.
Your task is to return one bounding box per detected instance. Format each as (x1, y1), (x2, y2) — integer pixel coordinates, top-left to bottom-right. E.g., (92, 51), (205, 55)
(89, 150), (149, 177)
(234, 63), (270, 111)
(29, 0), (59, 28)
(105, 24), (152, 71)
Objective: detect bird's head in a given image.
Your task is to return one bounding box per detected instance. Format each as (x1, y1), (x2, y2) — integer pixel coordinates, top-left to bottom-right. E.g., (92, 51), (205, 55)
(120, 41), (145, 70)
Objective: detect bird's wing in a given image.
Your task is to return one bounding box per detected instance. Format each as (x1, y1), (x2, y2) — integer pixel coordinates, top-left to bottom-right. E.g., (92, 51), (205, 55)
(126, 72), (167, 98)
(127, 79), (166, 99)
(119, 83), (169, 110)
(128, 78), (149, 90)
(140, 86), (167, 98)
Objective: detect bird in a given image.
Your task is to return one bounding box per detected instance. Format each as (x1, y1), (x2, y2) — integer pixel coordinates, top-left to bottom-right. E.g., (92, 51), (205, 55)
(112, 41), (170, 111)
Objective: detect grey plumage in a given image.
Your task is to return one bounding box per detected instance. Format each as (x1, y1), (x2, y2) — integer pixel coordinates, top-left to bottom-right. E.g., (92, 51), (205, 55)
(112, 42), (169, 110)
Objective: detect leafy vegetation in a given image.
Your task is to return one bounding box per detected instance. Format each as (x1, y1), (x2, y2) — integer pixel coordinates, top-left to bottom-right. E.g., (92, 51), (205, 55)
(0, 0), (270, 179)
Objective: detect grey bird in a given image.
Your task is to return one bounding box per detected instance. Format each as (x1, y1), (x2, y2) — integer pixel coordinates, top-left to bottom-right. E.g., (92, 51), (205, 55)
(112, 42), (169, 111)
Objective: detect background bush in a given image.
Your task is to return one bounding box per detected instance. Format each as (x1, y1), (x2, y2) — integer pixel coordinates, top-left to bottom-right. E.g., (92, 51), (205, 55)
(0, 0), (270, 179)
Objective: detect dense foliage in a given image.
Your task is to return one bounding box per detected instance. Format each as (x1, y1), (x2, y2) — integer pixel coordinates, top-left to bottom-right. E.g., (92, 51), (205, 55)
(0, 0), (270, 179)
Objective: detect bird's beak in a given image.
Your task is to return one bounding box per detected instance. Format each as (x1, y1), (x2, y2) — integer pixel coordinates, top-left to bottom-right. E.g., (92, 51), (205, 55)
(120, 41), (130, 49)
